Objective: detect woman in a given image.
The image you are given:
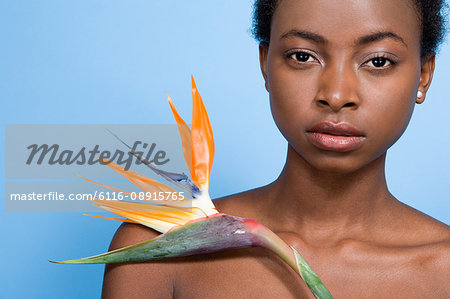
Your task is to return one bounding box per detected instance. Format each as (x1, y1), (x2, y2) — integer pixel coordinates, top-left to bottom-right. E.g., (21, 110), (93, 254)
(102, 0), (450, 297)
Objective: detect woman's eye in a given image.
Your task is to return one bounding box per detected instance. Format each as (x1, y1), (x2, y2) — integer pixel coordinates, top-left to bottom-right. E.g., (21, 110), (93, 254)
(290, 52), (315, 63)
(366, 57), (392, 68)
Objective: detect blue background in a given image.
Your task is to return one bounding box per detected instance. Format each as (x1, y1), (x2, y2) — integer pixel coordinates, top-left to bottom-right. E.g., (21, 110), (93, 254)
(1, 1), (449, 298)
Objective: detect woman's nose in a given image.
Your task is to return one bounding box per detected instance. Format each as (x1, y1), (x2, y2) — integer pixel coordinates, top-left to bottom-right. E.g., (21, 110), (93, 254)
(314, 61), (359, 112)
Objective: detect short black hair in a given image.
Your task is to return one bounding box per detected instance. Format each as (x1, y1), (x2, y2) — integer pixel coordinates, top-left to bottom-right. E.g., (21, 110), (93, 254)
(251, 0), (447, 56)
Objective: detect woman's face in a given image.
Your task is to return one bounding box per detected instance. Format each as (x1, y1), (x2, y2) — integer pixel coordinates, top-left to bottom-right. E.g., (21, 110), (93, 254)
(260, 0), (435, 173)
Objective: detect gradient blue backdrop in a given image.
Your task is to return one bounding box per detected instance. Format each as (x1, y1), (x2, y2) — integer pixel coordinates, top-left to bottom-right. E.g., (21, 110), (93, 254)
(1, 1), (449, 298)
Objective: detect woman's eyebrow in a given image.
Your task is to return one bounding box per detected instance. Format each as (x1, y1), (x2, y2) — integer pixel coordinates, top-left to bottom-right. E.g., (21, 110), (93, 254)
(280, 29), (407, 48)
(280, 29), (327, 44)
(355, 31), (407, 47)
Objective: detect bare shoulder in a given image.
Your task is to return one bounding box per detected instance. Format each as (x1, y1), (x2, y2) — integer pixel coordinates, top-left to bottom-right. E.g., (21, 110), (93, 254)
(101, 185), (273, 298)
(393, 201), (450, 243)
(416, 227), (450, 296)
(109, 222), (161, 249)
(389, 201), (450, 292)
(102, 223), (175, 299)
(413, 209), (450, 277)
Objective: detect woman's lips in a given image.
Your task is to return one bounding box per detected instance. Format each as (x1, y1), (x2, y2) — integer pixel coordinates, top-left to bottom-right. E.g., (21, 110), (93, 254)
(306, 121), (365, 152)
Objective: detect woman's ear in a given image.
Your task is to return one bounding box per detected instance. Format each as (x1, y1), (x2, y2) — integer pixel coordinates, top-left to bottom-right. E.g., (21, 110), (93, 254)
(417, 53), (436, 104)
(259, 43), (269, 92)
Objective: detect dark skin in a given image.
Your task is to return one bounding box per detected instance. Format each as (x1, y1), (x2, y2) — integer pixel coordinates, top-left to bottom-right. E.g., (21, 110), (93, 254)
(102, 0), (450, 298)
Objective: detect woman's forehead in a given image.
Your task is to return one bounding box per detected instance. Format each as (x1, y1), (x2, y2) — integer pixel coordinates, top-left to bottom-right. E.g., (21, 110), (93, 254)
(271, 0), (421, 48)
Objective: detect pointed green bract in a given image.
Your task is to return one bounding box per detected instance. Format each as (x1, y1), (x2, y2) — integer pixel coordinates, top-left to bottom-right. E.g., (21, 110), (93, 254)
(52, 214), (256, 264)
(292, 247), (334, 299)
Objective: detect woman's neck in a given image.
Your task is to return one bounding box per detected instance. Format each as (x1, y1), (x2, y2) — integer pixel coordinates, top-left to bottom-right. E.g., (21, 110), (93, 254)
(264, 145), (396, 245)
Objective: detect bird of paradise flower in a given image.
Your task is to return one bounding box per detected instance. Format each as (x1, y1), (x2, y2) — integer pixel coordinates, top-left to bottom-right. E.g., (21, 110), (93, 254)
(51, 77), (333, 299)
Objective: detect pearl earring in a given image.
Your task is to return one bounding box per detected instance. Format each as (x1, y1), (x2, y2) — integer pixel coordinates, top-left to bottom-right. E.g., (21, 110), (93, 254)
(417, 90), (423, 99)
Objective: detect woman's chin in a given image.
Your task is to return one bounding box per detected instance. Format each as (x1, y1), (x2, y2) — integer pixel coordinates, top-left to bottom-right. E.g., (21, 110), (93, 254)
(292, 146), (385, 176)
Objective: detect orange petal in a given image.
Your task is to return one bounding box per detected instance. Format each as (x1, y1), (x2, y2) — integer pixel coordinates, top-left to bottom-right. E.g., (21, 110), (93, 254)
(91, 199), (198, 232)
(77, 175), (132, 197)
(78, 172), (195, 209)
(83, 214), (137, 223)
(167, 94), (193, 176)
(91, 199), (191, 214)
(99, 158), (177, 194)
(191, 76), (215, 187)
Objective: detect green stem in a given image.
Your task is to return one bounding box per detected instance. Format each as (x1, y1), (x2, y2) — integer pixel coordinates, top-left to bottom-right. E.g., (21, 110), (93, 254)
(253, 225), (333, 299)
